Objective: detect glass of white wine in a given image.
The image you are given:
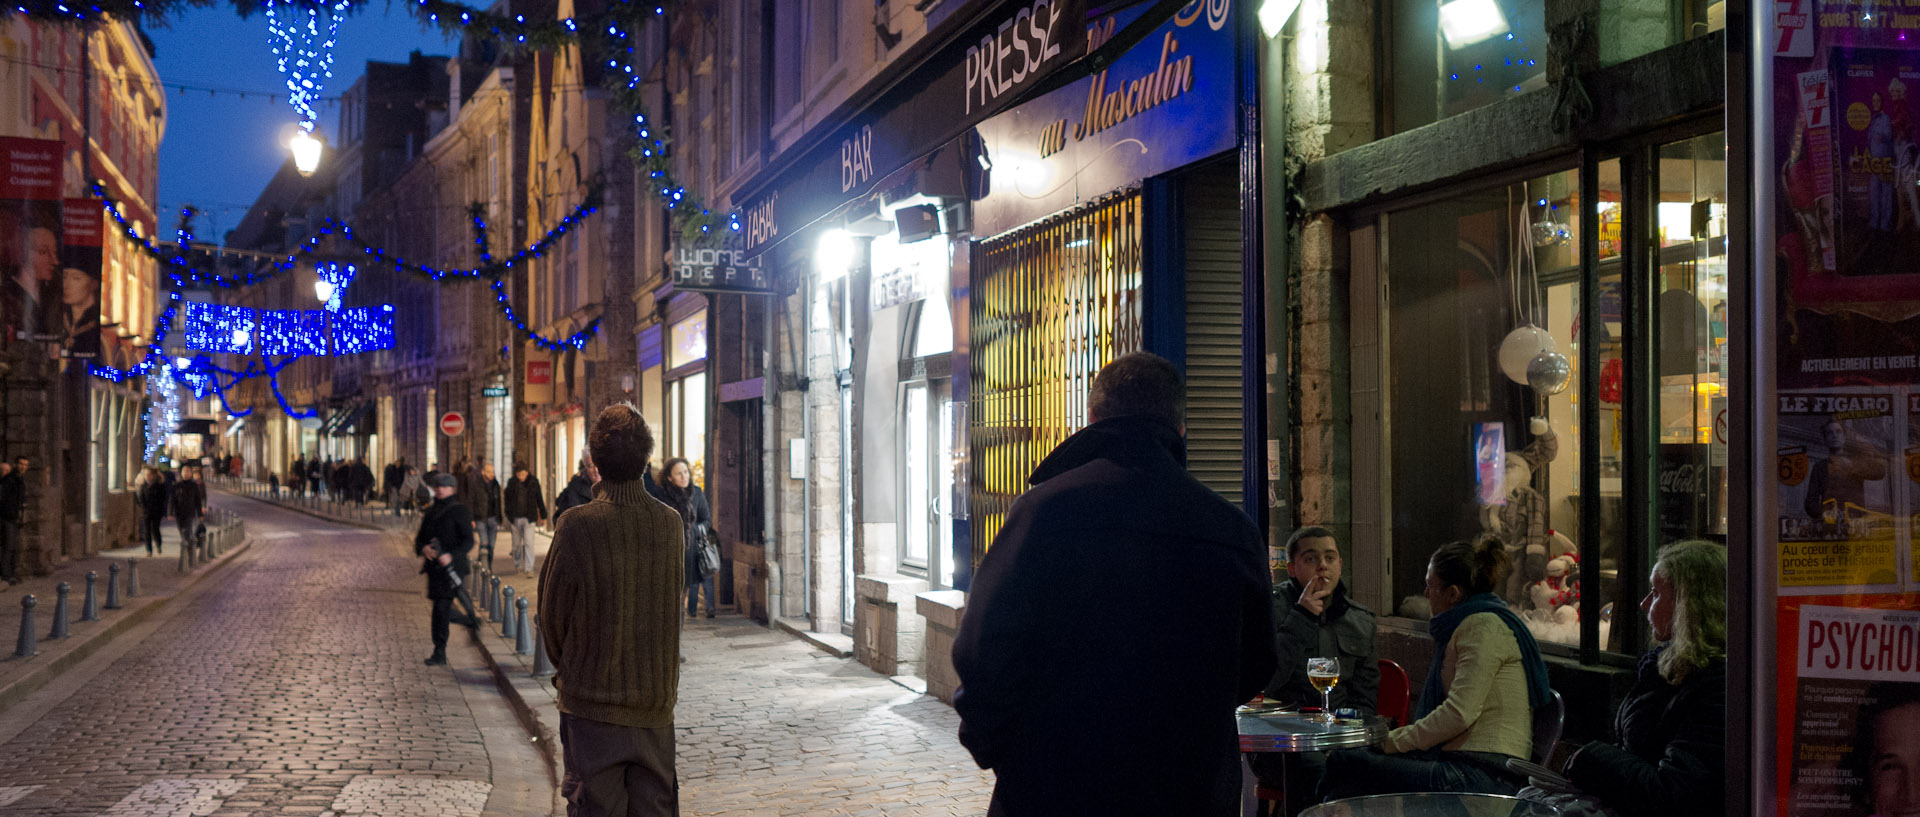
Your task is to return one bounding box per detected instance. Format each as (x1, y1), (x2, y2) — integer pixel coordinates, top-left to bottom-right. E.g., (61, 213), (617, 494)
(1307, 657), (1341, 723)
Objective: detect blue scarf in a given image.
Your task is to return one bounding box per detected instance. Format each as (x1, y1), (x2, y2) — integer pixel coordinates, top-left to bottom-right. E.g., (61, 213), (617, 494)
(1417, 593), (1553, 719)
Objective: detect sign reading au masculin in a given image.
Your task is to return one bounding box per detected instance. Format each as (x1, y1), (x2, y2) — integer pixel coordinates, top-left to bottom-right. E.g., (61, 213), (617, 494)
(672, 245), (770, 295)
(737, 0), (1086, 256)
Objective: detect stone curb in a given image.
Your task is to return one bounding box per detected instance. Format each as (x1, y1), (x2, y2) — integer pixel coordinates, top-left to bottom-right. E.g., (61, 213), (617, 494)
(0, 537), (253, 715)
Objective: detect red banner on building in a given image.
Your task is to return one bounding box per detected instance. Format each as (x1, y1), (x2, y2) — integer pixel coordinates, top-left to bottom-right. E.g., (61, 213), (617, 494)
(1, 138), (64, 347)
(0, 137), (61, 201)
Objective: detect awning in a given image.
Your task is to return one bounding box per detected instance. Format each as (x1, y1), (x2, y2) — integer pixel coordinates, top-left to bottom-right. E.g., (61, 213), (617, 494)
(331, 401), (374, 437)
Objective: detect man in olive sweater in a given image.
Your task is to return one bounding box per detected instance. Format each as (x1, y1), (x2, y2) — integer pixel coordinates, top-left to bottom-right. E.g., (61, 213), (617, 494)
(539, 403), (684, 816)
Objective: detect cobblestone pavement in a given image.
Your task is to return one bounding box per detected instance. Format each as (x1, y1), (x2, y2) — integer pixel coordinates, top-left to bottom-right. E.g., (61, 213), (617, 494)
(676, 617), (993, 817)
(0, 500), (499, 816)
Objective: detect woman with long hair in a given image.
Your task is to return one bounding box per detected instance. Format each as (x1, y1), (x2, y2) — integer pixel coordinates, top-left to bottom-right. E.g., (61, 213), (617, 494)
(1555, 539), (1727, 817)
(658, 457), (715, 618)
(1321, 537), (1552, 799)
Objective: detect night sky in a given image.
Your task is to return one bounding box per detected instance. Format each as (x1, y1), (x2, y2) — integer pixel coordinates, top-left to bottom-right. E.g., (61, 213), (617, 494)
(146, 5), (457, 242)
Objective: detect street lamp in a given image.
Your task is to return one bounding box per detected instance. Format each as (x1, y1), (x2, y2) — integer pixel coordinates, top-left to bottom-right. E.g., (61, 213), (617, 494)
(314, 278), (335, 305)
(290, 129), (324, 177)
(814, 229), (856, 282)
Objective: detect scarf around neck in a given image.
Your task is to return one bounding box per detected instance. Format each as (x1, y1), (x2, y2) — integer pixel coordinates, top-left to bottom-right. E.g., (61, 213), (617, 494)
(1417, 592), (1552, 720)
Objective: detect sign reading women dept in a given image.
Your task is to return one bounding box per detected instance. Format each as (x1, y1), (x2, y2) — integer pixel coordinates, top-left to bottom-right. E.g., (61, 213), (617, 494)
(1772, 4), (1920, 816)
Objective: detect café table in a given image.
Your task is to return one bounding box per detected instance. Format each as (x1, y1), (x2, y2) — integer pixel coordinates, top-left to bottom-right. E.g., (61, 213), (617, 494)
(1300, 792), (1560, 817)
(1238, 708), (1391, 816)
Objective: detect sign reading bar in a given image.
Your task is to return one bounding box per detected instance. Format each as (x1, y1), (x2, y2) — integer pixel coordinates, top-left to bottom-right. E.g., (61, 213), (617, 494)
(673, 246), (771, 295)
(736, 0), (1087, 257)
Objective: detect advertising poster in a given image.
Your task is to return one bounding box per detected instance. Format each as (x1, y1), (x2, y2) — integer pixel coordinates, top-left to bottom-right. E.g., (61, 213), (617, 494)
(0, 138), (64, 349)
(1774, 8), (1920, 813)
(1777, 596), (1920, 817)
(59, 197), (102, 360)
(1777, 390), (1900, 590)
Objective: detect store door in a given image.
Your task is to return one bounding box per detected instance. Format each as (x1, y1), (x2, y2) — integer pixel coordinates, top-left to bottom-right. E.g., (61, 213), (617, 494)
(902, 378), (957, 587)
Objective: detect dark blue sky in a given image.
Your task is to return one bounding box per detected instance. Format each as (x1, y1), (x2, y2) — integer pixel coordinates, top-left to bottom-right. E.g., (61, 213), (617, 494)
(147, 5), (457, 241)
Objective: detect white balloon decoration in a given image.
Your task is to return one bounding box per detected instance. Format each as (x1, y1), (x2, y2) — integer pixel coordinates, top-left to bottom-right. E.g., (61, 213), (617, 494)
(1498, 325), (1556, 385)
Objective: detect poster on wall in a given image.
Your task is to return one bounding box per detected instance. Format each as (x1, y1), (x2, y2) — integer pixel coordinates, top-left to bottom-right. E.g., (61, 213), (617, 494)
(59, 197), (102, 360)
(0, 138), (64, 350)
(1776, 390), (1900, 591)
(1776, 596), (1920, 817)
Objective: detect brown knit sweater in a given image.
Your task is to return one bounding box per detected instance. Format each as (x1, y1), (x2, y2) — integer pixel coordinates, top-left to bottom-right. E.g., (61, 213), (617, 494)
(537, 478), (684, 728)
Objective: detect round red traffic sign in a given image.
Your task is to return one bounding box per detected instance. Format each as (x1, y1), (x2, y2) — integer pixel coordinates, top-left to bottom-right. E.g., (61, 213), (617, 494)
(440, 411), (466, 437)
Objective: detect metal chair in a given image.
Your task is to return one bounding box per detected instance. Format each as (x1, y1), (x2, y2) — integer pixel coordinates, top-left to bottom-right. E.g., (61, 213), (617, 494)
(1531, 689), (1565, 763)
(1376, 658), (1412, 727)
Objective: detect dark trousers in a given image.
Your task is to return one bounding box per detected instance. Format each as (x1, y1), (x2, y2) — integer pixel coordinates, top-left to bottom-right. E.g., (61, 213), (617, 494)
(559, 712), (678, 817)
(143, 513), (165, 555)
(429, 596), (477, 653)
(1250, 751), (1329, 816)
(176, 515), (201, 556)
(1319, 748), (1522, 802)
(684, 561), (715, 616)
(0, 519), (19, 581)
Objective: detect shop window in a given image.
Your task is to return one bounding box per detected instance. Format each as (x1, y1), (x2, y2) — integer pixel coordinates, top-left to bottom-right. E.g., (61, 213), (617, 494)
(970, 191), (1144, 565)
(1373, 132), (1728, 656)
(1387, 0), (1547, 133)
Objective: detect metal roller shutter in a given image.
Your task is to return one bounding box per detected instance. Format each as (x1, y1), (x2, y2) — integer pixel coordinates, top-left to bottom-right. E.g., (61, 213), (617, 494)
(1183, 171), (1244, 507)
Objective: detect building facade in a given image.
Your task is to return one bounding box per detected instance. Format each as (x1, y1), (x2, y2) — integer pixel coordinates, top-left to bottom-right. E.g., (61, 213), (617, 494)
(0, 14), (165, 566)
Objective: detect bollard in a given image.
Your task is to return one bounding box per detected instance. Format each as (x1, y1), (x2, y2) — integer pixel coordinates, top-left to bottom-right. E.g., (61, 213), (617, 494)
(49, 582), (70, 639)
(515, 597), (534, 655)
(500, 587), (517, 638)
(104, 563), (122, 610)
(530, 614), (554, 678)
(14, 595), (35, 658)
(489, 576), (502, 620)
(127, 558), (141, 597)
(80, 571), (99, 622)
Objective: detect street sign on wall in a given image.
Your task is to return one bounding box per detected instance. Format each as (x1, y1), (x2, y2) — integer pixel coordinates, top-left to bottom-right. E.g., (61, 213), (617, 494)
(439, 412), (466, 437)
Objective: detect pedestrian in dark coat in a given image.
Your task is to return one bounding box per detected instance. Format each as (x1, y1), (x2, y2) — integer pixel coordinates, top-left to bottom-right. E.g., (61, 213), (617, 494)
(1556, 540), (1726, 817)
(415, 473), (479, 666)
(554, 460), (596, 521)
(952, 353), (1277, 817)
(170, 466), (207, 554)
(0, 458), (24, 584)
(503, 464), (547, 576)
(138, 468), (170, 556)
(291, 456), (307, 494)
(659, 457), (715, 618)
(383, 460), (403, 503)
(350, 458), (375, 504)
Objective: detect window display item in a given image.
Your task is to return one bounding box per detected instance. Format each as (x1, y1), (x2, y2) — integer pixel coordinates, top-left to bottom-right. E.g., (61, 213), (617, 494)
(1479, 418), (1560, 606)
(1498, 325), (1556, 385)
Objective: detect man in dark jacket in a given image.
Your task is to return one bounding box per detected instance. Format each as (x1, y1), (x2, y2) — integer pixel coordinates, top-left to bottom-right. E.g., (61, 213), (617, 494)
(553, 459), (596, 522)
(464, 462), (504, 570)
(139, 468), (171, 556)
(170, 466), (207, 555)
(503, 462), (547, 576)
(1251, 525), (1380, 812)
(0, 458), (24, 584)
(415, 473), (480, 666)
(291, 456), (306, 495)
(383, 459), (403, 505)
(952, 352), (1277, 817)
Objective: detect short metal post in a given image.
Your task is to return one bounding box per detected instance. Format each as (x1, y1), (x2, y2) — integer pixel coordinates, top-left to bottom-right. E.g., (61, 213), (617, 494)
(127, 559), (141, 597)
(531, 614), (553, 678)
(489, 576), (502, 620)
(49, 583), (70, 639)
(514, 597), (534, 655)
(14, 595), (35, 658)
(104, 562), (122, 610)
(500, 586), (517, 638)
(81, 571), (99, 622)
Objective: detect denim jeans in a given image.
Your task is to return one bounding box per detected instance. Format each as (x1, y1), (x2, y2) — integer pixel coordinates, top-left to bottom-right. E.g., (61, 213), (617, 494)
(685, 562), (716, 616)
(510, 517), (535, 573)
(476, 518), (499, 568)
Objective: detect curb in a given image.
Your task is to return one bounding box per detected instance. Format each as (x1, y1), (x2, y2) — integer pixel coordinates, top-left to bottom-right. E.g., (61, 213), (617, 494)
(0, 538), (253, 715)
(225, 489), (397, 533)
(776, 617), (855, 658)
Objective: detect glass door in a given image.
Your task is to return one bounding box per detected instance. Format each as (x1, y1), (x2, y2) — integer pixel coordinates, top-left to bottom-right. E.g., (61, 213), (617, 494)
(901, 378), (958, 588)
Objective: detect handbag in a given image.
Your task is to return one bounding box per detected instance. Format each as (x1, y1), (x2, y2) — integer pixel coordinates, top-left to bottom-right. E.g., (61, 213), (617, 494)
(693, 523), (720, 578)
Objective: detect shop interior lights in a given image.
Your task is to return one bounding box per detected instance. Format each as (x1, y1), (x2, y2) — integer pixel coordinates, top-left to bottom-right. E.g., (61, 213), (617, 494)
(1438, 0), (1510, 49)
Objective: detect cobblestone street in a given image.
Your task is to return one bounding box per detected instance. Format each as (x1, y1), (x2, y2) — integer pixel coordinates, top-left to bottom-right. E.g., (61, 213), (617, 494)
(0, 493), (994, 816)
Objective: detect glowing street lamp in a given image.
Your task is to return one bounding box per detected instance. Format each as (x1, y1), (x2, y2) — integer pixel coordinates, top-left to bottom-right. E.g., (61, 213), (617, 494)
(290, 129), (324, 177)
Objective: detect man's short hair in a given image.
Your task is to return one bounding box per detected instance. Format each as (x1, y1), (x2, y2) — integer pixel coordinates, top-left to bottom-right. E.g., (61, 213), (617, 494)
(1088, 352), (1183, 429)
(514, 460), (529, 473)
(589, 402), (655, 483)
(1287, 525), (1337, 559)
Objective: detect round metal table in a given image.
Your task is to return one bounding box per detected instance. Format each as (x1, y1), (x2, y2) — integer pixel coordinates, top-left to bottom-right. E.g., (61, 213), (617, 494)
(1300, 792), (1560, 817)
(1237, 711), (1391, 753)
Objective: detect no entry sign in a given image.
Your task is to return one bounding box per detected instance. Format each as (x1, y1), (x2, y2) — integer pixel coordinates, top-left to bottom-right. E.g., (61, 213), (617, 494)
(440, 412), (466, 437)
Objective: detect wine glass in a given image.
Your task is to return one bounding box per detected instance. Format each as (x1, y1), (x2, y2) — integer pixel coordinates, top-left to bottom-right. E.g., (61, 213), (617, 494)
(1307, 657), (1341, 723)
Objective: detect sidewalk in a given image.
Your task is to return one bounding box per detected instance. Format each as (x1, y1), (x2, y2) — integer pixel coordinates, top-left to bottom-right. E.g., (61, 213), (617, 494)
(250, 484), (994, 816)
(0, 500), (251, 715)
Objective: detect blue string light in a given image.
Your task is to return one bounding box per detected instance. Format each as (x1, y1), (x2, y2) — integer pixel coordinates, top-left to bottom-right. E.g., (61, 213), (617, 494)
(488, 280), (597, 351)
(332, 305), (395, 355)
(316, 262), (356, 312)
(260, 309), (330, 357)
(266, 0), (349, 132)
(183, 301), (257, 354)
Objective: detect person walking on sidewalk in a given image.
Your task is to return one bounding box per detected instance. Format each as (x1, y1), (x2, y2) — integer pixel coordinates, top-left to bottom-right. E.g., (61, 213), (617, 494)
(553, 458), (596, 522)
(473, 463), (504, 572)
(660, 457), (715, 619)
(952, 352), (1278, 817)
(0, 458), (23, 585)
(415, 473), (480, 666)
(138, 467), (170, 556)
(170, 465), (207, 556)
(539, 403), (683, 817)
(503, 462), (547, 576)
